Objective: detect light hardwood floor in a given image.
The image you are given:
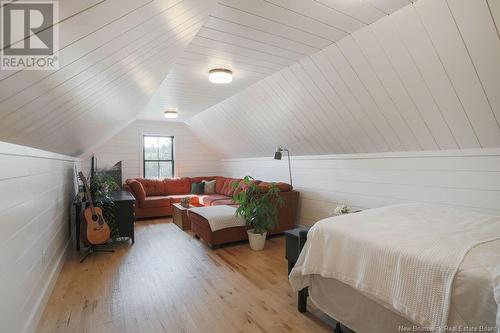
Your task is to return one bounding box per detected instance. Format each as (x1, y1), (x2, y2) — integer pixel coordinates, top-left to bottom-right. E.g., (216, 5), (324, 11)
(36, 219), (333, 333)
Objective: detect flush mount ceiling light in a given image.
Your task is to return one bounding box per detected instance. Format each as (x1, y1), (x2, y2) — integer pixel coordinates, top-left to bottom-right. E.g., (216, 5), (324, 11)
(164, 110), (178, 119)
(208, 68), (232, 84)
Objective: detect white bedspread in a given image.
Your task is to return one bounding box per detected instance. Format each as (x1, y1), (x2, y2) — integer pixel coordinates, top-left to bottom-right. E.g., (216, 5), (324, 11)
(289, 204), (500, 329)
(189, 205), (246, 231)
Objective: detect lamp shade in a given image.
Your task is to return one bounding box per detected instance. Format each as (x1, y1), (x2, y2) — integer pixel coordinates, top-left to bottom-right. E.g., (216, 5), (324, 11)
(273, 146), (292, 186)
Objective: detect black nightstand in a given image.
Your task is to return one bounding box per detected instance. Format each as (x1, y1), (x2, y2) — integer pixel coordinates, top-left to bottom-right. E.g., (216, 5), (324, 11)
(285, 226), (311, 313)
(285, 226), (311, 274)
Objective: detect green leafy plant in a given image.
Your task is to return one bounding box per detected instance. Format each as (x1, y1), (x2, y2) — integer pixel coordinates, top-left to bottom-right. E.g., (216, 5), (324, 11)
(89, 171), (120, 238)
(232, 176), (285, 235)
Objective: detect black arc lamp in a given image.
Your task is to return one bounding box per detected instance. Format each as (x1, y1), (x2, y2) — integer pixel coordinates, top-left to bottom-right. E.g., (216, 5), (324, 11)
(274, 146), (293, 187)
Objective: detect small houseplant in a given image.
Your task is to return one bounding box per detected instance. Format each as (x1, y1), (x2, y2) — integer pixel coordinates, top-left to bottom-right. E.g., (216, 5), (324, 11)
(232, 176), (284, 250)
(180, 197), (190, 208)
(334, 204), (350, 216)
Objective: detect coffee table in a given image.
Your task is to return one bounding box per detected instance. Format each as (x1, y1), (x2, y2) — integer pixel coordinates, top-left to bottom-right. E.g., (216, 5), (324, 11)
(172, 203), (199, 230)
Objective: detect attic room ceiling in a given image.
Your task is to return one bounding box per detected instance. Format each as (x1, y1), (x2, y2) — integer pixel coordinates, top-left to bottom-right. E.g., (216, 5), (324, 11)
(139, 0), (414, 121)
(0, 0), (415, 156)
(0, 0), (217, 156)
(187, 0), (500, 158)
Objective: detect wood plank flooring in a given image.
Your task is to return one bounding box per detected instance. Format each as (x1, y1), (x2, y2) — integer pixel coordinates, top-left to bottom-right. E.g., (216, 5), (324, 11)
(36, 219), (333, 333)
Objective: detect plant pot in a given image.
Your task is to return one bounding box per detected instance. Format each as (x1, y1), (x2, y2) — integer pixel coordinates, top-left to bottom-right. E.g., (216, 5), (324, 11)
(247, 229), (267, 251)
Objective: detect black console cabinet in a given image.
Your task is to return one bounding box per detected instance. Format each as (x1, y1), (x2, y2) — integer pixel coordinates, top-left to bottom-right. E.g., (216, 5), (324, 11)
(110, 190), (136, 244)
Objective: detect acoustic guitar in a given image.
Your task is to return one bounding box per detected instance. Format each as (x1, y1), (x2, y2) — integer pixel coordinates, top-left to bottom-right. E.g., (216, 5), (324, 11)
(78, 171), (111, 246)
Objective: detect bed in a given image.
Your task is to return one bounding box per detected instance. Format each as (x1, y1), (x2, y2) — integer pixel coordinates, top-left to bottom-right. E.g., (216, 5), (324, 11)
(289, 204), (500, 333)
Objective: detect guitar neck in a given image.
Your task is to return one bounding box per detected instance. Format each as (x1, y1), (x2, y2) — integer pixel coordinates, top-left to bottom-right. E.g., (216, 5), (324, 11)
(79, 172), (96, 214)
(85, 185), (95, 210)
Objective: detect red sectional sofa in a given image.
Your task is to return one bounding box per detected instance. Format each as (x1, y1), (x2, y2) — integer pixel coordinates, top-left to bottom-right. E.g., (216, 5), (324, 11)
(125, 176), (299, 232)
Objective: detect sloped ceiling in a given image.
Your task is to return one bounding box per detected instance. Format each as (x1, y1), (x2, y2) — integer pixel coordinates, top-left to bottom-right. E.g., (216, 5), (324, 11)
(0, 0), (217, 156)
(187, 0), (500, 158)
(139, 0), (413, 121)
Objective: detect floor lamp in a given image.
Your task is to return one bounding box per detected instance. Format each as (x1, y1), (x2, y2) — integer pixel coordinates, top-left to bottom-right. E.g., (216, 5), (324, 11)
(274, 146), (292, 186)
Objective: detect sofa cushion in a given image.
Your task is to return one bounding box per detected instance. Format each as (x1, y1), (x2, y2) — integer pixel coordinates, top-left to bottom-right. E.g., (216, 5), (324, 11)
(221, 178), (240, 196)
(211, 199), (238, 206)
(164, 177), (191, 195)
(215, 176), (227, 194)
(202, 180), (216, 194)
(137, 179), (165, 196)
(257, 182), (293, 192)
(198, 194), (230, 206)
(128, 180), (146, 201)
(141, 196), (171, 208)
(190, 182), (205, 194)
(233, 179), (261, 196)
(167, 194), (199, 205)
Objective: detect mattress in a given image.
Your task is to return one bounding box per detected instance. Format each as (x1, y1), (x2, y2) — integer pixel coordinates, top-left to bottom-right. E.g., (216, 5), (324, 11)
(289, 204), (500, 329)
(307, 239), (500, 332)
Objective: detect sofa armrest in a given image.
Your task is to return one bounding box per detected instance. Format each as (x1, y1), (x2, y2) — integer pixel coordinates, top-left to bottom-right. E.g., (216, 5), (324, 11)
(273, 190), (299, 233)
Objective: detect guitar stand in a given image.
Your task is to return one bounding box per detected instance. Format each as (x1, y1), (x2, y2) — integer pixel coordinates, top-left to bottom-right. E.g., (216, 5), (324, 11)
(80, 245), (115, 263)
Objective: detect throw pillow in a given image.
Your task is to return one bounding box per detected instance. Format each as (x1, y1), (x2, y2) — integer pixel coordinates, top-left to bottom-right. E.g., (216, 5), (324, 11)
(190, 182), (205, 194)
(202, 180), (216, 194)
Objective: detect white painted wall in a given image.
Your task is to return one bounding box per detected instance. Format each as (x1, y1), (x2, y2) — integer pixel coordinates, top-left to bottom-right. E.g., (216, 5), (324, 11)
(82, 120), (221, 182)
(221, 149), (500, 226)
(0, 142), (78, 333)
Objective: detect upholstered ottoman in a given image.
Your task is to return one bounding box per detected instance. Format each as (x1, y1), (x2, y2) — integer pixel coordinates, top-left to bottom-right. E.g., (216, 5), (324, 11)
(188, 206), (248, 249)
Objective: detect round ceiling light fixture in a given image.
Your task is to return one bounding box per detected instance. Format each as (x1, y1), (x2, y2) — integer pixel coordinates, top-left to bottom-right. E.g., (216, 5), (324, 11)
(208, 68), (233, 84)
(164, 109), (178, 119)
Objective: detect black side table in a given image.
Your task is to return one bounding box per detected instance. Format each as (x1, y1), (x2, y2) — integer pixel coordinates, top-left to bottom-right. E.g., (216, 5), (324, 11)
(285, 226), (311, 313)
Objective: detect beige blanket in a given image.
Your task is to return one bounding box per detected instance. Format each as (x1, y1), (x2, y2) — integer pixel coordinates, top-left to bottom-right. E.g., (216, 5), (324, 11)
(189, 205), (246, 231)
(289, 204), (500, 329)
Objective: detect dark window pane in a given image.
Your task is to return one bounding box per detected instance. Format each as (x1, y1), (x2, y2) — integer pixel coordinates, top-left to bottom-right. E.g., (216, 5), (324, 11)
(144, 136), (174, 178)
(159, 161), (173, 178)
(144, 137), (158, 160)
(158, 137), (172, 160)
(144, 161), (158, 179)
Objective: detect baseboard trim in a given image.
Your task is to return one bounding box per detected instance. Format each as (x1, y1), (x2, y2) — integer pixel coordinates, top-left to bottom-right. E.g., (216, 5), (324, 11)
(22, 239), (71, 333)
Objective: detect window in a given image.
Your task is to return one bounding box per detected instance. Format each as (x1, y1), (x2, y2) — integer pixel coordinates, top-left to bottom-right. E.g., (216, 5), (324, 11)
(143, 136), (174, 179)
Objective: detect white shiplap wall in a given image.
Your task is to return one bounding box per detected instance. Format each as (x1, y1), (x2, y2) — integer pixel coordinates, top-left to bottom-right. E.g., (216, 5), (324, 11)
(187, 0), (500, 157)
(221, 149), (500, 226)
(0, 142), (78, 333)
(82, 120), (221, 182)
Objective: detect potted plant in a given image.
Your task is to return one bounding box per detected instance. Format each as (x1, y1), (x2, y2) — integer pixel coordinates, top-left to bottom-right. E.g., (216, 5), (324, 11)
(232, 176), (285, 251)
(89, 171), (120, 238)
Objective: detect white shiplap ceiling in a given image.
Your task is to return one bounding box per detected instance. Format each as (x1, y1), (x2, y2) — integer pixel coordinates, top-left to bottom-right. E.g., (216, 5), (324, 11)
(187, 0), (500, 158)
(139, 0), (413, 121)
(0, 0), (414, 156)
(0, 0), (217, 156)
